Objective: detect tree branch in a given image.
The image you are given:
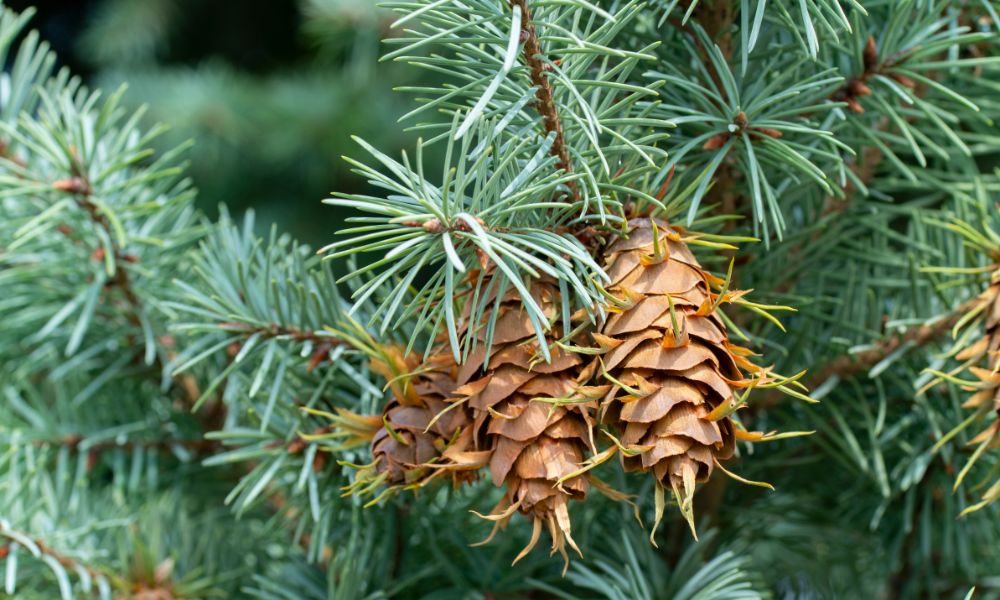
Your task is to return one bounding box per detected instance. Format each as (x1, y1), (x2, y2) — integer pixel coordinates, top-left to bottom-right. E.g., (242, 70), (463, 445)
(509, 0), (575, 195)
(0, 522), (121, 592)
(52, 155), (208, 425)
(53, 173), (144, 313)
(219, 321), (344, 371)
(749, 295), (983, 413)
(805, 295), (982, 390)
(32, 435), (220, 461)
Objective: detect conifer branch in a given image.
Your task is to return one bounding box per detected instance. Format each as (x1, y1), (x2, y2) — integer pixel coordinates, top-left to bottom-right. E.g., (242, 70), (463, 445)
(509, 0), (575, 195)
(219, 321), (344, 370)
(752, 295), (983, 412)
(822, 37), (890, 214)
(0, 522), (117, 592)
(218, 321), (342, 348)
(32, 434), (221, 456)
(51, 167), (207, 408)
(53, 173), (143, 314)
(825, 32), (948, 213)
(809, 295), (983, 390)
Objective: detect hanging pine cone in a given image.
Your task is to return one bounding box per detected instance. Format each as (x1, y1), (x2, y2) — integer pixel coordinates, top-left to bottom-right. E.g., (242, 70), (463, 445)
(945, 266), (1000, 512)
(958, 269), (1000, 444)
(453, 278), (608, 569)
(594, 218), (768, 536)
(339, 346), (488, 500)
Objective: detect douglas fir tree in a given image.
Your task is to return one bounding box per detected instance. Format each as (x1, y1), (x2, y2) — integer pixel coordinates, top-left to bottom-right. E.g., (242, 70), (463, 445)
(1, 0), (1000, 598)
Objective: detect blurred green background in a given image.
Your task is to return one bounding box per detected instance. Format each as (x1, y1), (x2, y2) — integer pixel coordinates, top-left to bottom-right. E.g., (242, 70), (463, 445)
(9, 0), (424, 246)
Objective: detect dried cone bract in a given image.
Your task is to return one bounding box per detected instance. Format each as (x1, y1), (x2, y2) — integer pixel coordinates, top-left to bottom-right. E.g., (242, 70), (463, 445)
(597, 218), (760, 535)
(455, 279), (604, 567)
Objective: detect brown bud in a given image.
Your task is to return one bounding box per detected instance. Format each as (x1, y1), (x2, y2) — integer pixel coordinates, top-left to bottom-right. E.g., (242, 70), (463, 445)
(475, 246), (491, 271)
(0, 545), (9, 559)
(312, 451), (329, 472)
(57, 224), (73, 236)
(287, 438), (307, 455)
(307, 344), (331, 372)
(890, 73), (916, 89)
(848, 79), (872, 97)
(655, 165), (676, 202)
(863, 36), (878, 71)
(452, 216), (485, 233)
(752, 127), (784, 139)
(465, 268), (482, 287)
(702, 133), (730, 150)
(422, 218), (444, 234)
(87, 449), (99, 472)
(52, 177), (89, 194)
(846, 98), (865, 114)
(90, 247), (106, 262)
(733, 111), (748, 130)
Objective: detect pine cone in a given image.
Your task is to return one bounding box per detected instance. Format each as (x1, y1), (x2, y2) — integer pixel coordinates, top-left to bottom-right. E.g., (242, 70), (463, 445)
(959, 270), (1000, 443)
(951, 268), (1000, 511)
(596, 218), (760, 535)
(454, 279), (604, 568)
(343, 347), (487, 499)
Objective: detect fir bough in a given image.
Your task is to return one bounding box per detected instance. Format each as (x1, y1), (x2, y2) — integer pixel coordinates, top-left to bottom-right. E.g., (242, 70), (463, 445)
(1, 1), (999, 598)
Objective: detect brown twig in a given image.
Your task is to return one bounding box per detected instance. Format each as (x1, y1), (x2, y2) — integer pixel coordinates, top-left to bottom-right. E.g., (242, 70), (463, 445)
(32, 434), (220, 461)
(750, 295), (984, 414)
(51, 155), (226, 454)
(53, 173), (144, 314)
(219, 322), (344, 372)
(0, 522), (120, 591)
(509, 0), (576, 196)
(53, 166), (213, 421)
(668, 0), (736, 103)
(803, 295), (981, 391)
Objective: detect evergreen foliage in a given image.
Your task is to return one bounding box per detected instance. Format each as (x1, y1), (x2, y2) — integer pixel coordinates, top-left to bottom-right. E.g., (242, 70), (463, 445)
(1, 1), (1000, 598)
